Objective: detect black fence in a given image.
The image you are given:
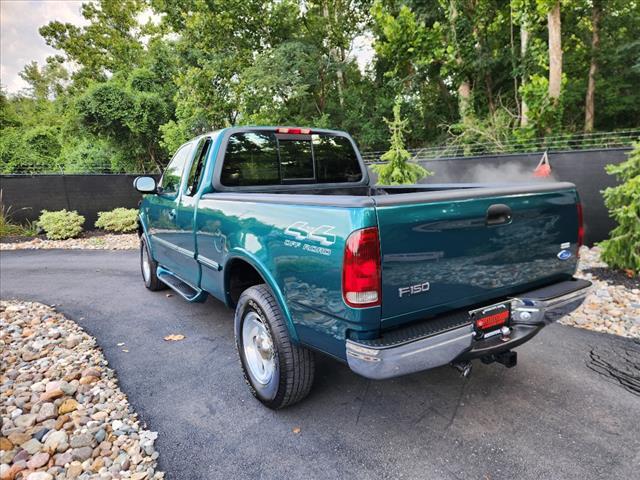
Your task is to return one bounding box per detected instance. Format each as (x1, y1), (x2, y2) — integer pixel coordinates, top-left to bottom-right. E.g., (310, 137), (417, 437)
(1, 148), (631, 244)
(0, 174), (159, 230)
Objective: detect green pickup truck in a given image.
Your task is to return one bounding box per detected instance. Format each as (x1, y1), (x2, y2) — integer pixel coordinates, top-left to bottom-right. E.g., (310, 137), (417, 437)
(134, 126), (591, 409)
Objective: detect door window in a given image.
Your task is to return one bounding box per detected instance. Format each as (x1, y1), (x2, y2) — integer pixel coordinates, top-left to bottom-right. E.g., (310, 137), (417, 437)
(185, 138), (211, 196)
(160, 143), (192, 196)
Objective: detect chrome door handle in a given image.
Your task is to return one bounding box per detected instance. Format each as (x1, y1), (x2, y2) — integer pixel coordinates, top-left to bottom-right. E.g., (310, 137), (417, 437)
(168, 209), (176, 219)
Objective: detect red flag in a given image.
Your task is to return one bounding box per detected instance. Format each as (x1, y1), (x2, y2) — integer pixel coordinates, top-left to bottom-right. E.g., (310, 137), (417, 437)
(534, 151), (552, 177)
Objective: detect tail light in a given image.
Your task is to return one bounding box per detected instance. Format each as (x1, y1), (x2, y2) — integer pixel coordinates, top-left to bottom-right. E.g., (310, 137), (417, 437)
(276, 127), (311, 134)
(577, 202), (584, 257)
(343, 227), (381, 308)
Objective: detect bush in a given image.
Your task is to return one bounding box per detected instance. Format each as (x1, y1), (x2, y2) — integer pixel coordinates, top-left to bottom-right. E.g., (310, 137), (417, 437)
(371, 100), (432, 185)
(599, 142), (640, 275)
(95, 207), (138, 233)
(38, 209), (84, 240)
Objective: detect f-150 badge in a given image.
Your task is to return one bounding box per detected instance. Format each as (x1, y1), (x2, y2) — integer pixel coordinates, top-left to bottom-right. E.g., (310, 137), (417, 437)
(399, 282), (430, 298)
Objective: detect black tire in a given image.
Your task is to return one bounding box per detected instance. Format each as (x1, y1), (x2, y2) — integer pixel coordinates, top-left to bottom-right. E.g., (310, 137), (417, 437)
(140, 236), (165, 291)
(235, 284), (315, 409)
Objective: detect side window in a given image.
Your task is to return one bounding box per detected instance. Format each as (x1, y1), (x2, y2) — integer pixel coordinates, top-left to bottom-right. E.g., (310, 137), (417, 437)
(221, 132), (280, 186)
(185, 138), (211, 196)
(160, 144), (191, 196)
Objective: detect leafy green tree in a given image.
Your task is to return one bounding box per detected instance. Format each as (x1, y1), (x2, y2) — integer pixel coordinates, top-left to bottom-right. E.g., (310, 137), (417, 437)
(599, 143), (640, 275)
(371, 100), (431, 184)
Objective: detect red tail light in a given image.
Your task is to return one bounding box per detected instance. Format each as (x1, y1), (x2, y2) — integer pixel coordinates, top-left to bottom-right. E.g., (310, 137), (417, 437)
(343, 227), (381, 308)
(577, 202), (584, 256)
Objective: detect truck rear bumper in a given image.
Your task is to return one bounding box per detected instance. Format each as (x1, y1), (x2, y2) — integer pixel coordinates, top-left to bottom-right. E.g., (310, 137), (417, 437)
(346, 278), (592, 380)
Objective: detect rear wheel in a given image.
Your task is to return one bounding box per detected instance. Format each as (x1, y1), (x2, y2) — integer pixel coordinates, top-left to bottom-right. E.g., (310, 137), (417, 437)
(140, 236), (165, 291)
(235, 284), (315, 409)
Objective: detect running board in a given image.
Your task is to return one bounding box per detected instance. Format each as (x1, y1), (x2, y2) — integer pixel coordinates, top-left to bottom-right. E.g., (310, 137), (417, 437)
(156, 267), (207, 303)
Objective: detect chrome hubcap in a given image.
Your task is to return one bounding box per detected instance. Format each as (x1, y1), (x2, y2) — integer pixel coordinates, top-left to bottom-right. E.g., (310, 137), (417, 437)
(242, 311), (275, 385)
(142, 245), (151, 282)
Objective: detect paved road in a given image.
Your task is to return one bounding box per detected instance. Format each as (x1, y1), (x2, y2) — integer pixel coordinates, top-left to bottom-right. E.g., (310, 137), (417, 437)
(2, 250), (639, 480)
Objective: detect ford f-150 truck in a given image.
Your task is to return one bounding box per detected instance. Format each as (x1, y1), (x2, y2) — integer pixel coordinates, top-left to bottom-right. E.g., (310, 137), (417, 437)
(134, 126), (591, 409)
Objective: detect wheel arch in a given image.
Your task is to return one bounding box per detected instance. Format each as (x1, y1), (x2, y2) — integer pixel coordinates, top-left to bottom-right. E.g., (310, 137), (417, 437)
(224, 254), (299, 342)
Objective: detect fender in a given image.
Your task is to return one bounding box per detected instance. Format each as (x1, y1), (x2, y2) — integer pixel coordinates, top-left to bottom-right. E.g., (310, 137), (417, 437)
(224, 250), (299, 342)
(137, 212), (154, 258)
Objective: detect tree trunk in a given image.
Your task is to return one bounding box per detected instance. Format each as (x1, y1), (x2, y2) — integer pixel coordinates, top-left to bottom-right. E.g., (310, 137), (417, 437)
(449, 0), (473, 122)
(584, 1), (601, 132)
(520, 16), (530, 127)
(457, 79), (472, 119)
(547, 2), (562, 102)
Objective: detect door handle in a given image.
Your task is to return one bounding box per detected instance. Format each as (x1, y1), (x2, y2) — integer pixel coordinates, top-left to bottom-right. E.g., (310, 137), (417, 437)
(486, 204), (512, 226)
(168, 209), (176, 219)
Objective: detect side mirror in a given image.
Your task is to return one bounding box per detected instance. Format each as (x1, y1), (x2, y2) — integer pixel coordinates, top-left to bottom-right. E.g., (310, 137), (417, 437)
(133, 176), (157, 193)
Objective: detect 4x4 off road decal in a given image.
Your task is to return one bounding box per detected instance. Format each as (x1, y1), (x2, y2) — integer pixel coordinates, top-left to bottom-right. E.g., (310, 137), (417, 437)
(284, 221), (336, 256)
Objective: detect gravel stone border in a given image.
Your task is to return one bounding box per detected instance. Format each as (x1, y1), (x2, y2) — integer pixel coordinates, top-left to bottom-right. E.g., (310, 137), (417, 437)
(0, 301), (163, 480)
(560, 246), (639, 339)
(0, 235), (138, 251)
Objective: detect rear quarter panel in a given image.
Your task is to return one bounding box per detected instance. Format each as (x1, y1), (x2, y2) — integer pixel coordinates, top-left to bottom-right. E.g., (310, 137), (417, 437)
(195, 197), (379, 359)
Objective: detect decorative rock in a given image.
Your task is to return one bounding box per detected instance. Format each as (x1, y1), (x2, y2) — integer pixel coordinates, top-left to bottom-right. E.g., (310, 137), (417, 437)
(59, 382), (76, 396)
(58, 399), (79, 415)
(0, 438), (12, 451)
(26, 452), (50, 469)
(14, 414), (37, 429)
(36, 403), (57, 422)
(54, 451), (73, 466)
(94, 430), (106, 444)
(32, 428), (49, 443)
(71, 446), (93, 461)
(69, 434), (93, 449)
(26, 472), (53, 480)
(81, 368), (101, 378)
(7, 433), (30, 446)
(0, 301), (163, 479)
(66, 462), (83, 479)
(43, 431), (67, 453)
(21, 438), (43, 454)
(39, 388), (64, 402)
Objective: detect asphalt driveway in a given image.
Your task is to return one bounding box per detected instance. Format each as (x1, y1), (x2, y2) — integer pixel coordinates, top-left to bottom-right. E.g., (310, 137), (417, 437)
(1, 250), (639, 480)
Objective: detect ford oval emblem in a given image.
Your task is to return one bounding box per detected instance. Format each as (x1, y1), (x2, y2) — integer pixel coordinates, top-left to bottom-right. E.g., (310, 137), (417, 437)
(557, 249), (572, 261)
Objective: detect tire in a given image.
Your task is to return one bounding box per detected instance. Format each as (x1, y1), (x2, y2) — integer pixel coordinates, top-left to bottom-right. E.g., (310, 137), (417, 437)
(140, 235), (165, 291)
(235, 284), (315, 409)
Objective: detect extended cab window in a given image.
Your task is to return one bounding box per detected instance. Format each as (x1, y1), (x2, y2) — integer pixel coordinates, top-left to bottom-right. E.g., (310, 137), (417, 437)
(220, 131), (362, 187)
(160, 144), (192, 195)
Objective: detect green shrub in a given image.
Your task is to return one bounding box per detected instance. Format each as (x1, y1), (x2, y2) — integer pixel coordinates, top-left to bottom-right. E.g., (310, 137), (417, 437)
(599, 142), (640, 275)
(95, 207), (138, 233)
(371, 100), (432, 185)
(38, 209), (85, 240)
(0, 191), (38, 237)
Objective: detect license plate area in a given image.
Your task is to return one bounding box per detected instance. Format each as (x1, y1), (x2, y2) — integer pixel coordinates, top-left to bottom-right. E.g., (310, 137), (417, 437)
(470, 301), (511, 336)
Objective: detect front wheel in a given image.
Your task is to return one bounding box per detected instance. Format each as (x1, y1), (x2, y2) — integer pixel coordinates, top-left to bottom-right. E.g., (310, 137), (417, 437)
(140, 236), (165, 291)
(235, 284), (315, 409)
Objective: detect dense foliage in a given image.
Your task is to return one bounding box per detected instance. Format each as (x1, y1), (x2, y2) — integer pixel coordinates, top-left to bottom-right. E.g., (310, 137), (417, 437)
(38, 210), (85, 240)
(95, 207), (139, 233)
(599, 143), (640, 274)
(1, 0), (639, 173)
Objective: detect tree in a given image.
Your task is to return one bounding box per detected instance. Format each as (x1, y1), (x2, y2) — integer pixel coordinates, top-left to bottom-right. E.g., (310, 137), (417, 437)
(583, 0), (601, 132)
(371, 100), (431, 185)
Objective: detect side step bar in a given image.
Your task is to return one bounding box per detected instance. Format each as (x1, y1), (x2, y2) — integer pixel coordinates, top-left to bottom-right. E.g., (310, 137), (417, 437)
(157, 267), (207, 303)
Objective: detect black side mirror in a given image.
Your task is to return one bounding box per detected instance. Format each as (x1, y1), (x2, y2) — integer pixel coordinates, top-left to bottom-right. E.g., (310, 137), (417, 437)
(133, 176), (157, 193)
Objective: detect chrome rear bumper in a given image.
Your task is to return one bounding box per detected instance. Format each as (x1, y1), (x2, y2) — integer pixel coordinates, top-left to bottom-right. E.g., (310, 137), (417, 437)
(346, 278), (591, 380)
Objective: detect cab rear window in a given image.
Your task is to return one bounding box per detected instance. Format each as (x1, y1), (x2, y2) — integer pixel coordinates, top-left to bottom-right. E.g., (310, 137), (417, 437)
(220, 131), (362, 187)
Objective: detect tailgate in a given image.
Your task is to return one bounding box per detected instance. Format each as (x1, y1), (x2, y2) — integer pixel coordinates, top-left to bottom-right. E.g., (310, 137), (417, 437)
(375, 185), (580, 325)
